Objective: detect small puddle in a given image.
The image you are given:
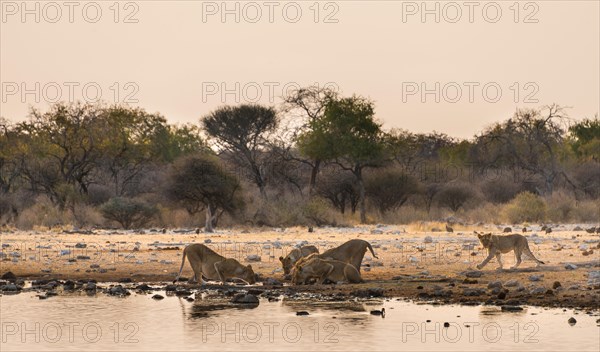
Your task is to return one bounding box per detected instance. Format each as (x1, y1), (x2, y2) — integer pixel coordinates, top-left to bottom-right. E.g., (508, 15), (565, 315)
(1, 291), (598, 351)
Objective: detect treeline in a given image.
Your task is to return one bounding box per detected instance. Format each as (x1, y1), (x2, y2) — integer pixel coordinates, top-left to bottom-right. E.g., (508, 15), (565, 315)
(0, 86), (598, 230)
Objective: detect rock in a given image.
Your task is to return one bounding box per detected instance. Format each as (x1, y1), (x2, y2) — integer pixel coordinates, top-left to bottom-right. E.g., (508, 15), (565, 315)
(497, 291), (507, 299)
(165, 285), (177, 291)
(175, 290), (192, 297)
(490, 287), (502, 295)
(246, 255), (261, 262)
(264, 278), (282, 286)
(1, 284), (20, 292)
(501, 305), (523, 312)
(90, 264), (100, 269)
(528, 275), (543, 282)
(76, 255), (90, 260)
(352, 288), (384, 298)
(152, 294), (164, 300)
(75, 243), (87, 248)
(573, 226), (583, 231)
(136, 284), (153, 291)
(370, 229), (383, 235)
(159, 260), (173, 265)
(465, 270), (483, 278)
(84, 282), (97, 291)
(98, 269), (108, 273)
(564, 263), (577, 270)
(587, 271), (600, 287)
(119, 278), (132, 283)
(108, 285), (129, 296)
(60, 250), (71, 256)
(530, 287), (546, 295)
(463, 288), (485, 296)
(424, 236), (433, 243)
(503, 227), (512, 233)
(231, 293), (259, 304)
(487, 281), (503, 289)
(504, 280), (519, 287)
(568, 317), (577, 325)
(371, 261), (384, 267)
(296, 311), (310, 316)
(204, 239), (212, 244)
(1, 272), (16, 281)
(552, 281), (562, 289)
(63, 281), (75, 290)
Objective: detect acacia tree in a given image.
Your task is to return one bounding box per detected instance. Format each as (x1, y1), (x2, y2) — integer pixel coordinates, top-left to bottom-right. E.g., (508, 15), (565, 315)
(475, 104), (571, 195)
(315, 168), (359, 214)
(202, 104), (278, 199)
(165, 154), (243, 232)
(365, 168), (419, 214)
(100, 106), (205, 196)
(279, 86), (338, 194)
(297, 95), (386, 223)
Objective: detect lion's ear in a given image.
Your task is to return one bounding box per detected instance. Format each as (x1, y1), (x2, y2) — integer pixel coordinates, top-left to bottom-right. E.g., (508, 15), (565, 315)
(477, 234), (482, 238)
(279, 256), (284, 262)
(247, 264), (252, 270)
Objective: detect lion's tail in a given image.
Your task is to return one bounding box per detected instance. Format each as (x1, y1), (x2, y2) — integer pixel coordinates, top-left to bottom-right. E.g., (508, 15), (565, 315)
(366, 241), (378, 259)
(525, 241), (544, 264)
(173, 245), (189, 283)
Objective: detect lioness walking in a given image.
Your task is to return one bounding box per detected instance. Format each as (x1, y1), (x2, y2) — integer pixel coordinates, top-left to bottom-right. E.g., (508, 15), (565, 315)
(476, 233), (545, 270)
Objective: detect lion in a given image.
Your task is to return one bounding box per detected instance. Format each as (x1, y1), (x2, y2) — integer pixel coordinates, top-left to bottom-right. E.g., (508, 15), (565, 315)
(476, 233), (545, 270)
(292, 255), (363, 285)
(173, 244), (256, 285)
(279, 245), (319, 276)
(317, 239), (378, 273)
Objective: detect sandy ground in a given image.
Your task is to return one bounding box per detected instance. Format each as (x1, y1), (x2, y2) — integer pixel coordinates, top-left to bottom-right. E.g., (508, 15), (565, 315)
(1, 224), (599, 309)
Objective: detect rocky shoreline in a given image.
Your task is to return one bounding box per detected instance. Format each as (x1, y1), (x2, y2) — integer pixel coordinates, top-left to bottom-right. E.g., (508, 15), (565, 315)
(2, 225), (599, 311)
(2, 269), (599, 312)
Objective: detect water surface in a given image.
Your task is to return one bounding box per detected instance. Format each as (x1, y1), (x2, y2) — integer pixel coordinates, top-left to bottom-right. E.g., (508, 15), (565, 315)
(1, 291), (598, 351)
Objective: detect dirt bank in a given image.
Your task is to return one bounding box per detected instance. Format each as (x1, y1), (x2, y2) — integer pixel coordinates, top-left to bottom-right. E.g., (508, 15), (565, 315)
(2, 224), (599, 309)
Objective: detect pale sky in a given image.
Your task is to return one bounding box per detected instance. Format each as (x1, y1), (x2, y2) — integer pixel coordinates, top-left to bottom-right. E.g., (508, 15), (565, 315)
(1, 1), (599, 138)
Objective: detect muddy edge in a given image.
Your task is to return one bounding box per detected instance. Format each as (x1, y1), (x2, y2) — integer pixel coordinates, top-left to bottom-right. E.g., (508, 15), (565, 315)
(1, 225), (599, 310)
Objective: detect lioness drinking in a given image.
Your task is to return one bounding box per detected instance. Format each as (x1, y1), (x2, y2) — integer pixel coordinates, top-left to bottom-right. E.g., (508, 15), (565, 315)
(173, 243), (256, 285)
(279, 245), (319, 276)
(292, 254), (363, 284)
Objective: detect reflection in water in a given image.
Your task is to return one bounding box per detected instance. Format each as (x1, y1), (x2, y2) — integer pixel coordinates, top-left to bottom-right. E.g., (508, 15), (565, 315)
(1, 291), (598, 352)
(188, 300), (259, 319)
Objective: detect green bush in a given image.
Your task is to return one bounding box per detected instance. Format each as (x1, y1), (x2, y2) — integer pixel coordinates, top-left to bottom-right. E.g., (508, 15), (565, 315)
(437, 182), (476, 212)
(302, 197), (332, 226)
(100, 197), (158, 229)
(503, 192), (546, 223)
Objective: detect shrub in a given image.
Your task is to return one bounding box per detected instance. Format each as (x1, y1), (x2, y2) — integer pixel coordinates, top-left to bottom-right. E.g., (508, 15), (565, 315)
(100, 197), (158, 229)
(15, 196), (65, 229)
(302, 197), (332, 226)
(481, 177), (521, 204)
(437, 182), (476, 212)
(545, 190), (576, 222)
(503, 192), (546, 223)
(571, 200), (600, 223)
(72, 204), (105, 228)
(365, 169), (420, 214)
